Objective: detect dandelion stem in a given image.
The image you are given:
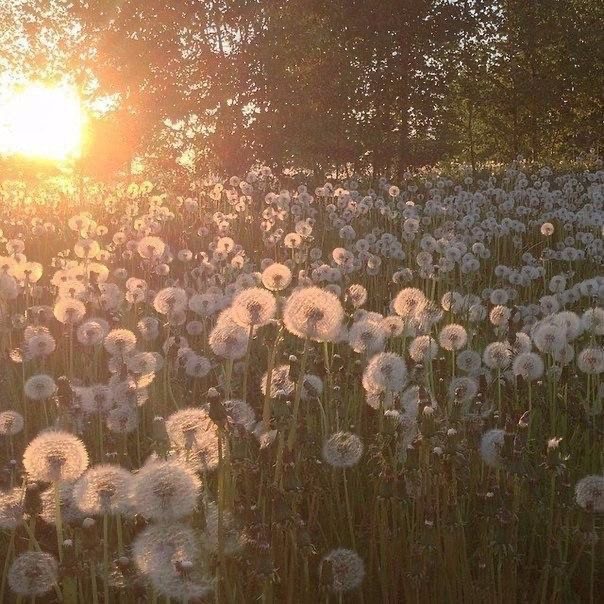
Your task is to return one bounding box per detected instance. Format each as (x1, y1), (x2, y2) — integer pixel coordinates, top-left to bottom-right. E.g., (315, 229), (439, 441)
(103, 513), (110, 604)
(53, 481), (64, 562)
(286, 338), (310, 451)
(0, 528), (15, 602)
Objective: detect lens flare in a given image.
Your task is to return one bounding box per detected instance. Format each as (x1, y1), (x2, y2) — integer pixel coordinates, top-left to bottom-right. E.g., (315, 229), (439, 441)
(0, 83), (85, 160)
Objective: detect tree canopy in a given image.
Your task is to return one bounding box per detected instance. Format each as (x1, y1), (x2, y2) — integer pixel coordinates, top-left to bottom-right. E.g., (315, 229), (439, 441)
(1, 0), (602, 176)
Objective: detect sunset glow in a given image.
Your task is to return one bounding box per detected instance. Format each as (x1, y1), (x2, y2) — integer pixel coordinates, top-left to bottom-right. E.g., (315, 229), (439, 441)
(0, 83), (85, 160)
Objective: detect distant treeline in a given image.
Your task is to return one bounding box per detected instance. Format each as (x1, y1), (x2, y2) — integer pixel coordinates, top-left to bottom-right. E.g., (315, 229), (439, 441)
(2, 1), (603, 176)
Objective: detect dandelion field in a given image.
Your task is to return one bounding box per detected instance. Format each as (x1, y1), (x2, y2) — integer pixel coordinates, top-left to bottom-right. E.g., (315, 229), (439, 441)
(0, 163), (603, 603)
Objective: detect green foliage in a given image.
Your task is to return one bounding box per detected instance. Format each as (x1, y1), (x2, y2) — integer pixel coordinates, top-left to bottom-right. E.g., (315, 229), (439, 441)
(1, 0), (602, 174)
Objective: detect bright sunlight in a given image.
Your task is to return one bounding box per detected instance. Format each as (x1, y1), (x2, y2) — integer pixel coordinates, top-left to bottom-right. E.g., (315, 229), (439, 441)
(0, 83), (85, 160)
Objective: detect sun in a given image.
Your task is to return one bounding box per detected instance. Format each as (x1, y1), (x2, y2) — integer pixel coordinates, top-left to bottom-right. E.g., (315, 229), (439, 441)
(0, 83), (86, 161)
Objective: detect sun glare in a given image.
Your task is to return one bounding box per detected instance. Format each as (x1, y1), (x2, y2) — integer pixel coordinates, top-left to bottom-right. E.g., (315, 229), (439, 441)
(0, 83), (85, 161)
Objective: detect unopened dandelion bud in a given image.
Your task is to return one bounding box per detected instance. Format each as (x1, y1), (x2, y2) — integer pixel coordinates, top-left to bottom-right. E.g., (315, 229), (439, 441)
(209, 398), (227, 425)
(152, 416), (169, 442)
(24, 482), (42, 516)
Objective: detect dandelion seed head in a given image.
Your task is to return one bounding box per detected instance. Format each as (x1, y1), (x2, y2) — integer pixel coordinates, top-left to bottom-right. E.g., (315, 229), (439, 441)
(456, 350), (482, 374)
(76, 317), (110, 346)
(575, 475), (604, 513)
(393, 287), (427, 318)
(322, 432), (363, 468)
(577, 347), (604, 374)
(438, 324), (468, 351)
(348, 319), (387, 354)
(512, 352), (545, 381)
(39, 483), (84, 525)
(362, 352), (407, 393)
(320, 548), (365, 593)
(103, 328), (137, 356)
(8, 552), (58, 597)
(208, 314), (249, 360)
(131, 458), (201, 521)
(0, 410), (24, 435)
(132, 523), (212, 600)
(283, 286), (344, 342)
(482, 342), (512, 370)
(261, 262), (292, 291)
(0, 487), (24, 529)
(231, 287), (276, 327)
(165, 407), (220, 471)
(73, 464), (132, 516)
(24, 373), (57, 400)
(105, 402), (138, 434)
(408, 335), (439, 363)
(479, 429), (506, 468)
(53, 297), (86, 325)
(153, 287), (188, 315)
(23, 430), (89, 482)
(223, 399), (257, 431)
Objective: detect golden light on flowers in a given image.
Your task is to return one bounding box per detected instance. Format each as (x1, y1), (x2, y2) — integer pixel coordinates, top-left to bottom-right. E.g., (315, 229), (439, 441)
(0, 83), (85, 160)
